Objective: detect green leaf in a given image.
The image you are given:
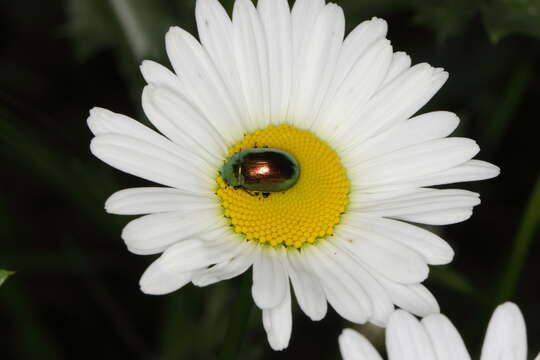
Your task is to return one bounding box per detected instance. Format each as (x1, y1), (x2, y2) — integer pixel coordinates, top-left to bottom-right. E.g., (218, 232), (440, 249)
(482, 0), (540, 43)
(66, 0), (173, 61)
(497, 175), (540, 302)
(0, 269), (15, 287)
(430, 266), (477, 295)
(108, 0), (175, 61)
(482, 59), (533, 155)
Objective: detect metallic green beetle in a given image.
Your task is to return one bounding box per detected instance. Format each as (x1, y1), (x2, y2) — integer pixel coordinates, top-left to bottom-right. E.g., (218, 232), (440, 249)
(222, 148), (300, 193)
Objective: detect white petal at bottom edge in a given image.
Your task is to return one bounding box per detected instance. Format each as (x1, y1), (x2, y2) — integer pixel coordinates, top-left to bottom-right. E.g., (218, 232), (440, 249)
(337, 225), (429, 284)
(139, 259), (194, 295)
(157, 231), (244, 274)
(303, 244), (371, 323)
(480, 302), (527, 360)
(192, 241), (258, 287)
(421, 314), (471, 360)
(330, 238), (394, 326)
(375, 274), (439, 317)
(339, 329), (383, 360)
(286, 248), (328, 321)
(252, 246), (289, 309)
(262, 284), (292, 351)
(386, 310), (437, 360)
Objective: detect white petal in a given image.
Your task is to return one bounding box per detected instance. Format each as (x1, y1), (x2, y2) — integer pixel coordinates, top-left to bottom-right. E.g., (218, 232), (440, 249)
(157, 232), (244, 274)
(289, 3), (344, 129)
(90, 134), (214, 194)
(142, 85), (228, 164)
(88, 107), (213, 177)
(342, 215), (453, 265)
(252, 246), (289, 309)
(106, 187), (216, 215)
(351, 188), (479, 216)
(382, 51), (411, 86)
(316, 39), (393, 138)
(291, 0), (325, 60)
(352, 188), (481, 226)
(195, 0), (249, 124)
(328, 63), (448, 147)
(192, 240), (257, 287)
(395, 207), (475, 225)
(286, 248), (327, 321)
(329, 17), (388, 97)
(257, 0), (292, 123)
(339, 328), (383, 360)
(316, 18), (388, 135)
(88, 107), (176, 142)
(480, 302), (527, 360)
(303, 244), (371, 323)
(139, 259), (193, 295)
(331, 238), (395, 326)
(121, 209), (226, 255)
(386, 310), (437, 360)
(140, 60), (185, 97)
(233, 0), (270, 130)
(361, 160), (500, 192)
(422, 314), (471, 360)
(418, 159), (500, 186)
(262, 284), (292, 351)
(337, 223), (429, 284)
(165, 27), (245, 143)
(348, 111), (460, 164)
(375, 276), (440, 317)
(351, 137), (480, 188)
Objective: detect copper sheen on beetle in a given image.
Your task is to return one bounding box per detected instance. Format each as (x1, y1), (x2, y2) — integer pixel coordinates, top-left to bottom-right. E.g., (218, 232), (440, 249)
(222, 148), (300, 192)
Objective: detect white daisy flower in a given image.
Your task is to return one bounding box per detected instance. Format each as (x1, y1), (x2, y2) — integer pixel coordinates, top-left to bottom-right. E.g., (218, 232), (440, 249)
(339, 302), (538, 360)
(88, 0), (499, 351)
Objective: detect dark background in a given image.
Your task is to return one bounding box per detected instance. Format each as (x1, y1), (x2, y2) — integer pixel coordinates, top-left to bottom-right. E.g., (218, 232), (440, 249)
(1, 0), (539, 359)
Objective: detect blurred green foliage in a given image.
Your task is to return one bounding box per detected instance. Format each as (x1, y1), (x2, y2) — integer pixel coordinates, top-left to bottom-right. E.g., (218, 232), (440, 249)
(0, 270), (14, 287)
(483, 0), (540, 43)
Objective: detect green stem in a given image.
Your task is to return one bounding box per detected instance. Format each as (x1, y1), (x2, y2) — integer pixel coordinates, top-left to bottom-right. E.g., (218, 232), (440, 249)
(497, 175), (540, 303)
(218, 274), (253, 360)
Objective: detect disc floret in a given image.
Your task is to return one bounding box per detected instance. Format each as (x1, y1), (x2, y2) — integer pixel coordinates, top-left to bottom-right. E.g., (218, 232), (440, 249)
(216, 124), (350, 248)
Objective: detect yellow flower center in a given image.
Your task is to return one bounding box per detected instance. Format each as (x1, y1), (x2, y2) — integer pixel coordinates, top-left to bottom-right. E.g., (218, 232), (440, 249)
(216, 124), (349, 248)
